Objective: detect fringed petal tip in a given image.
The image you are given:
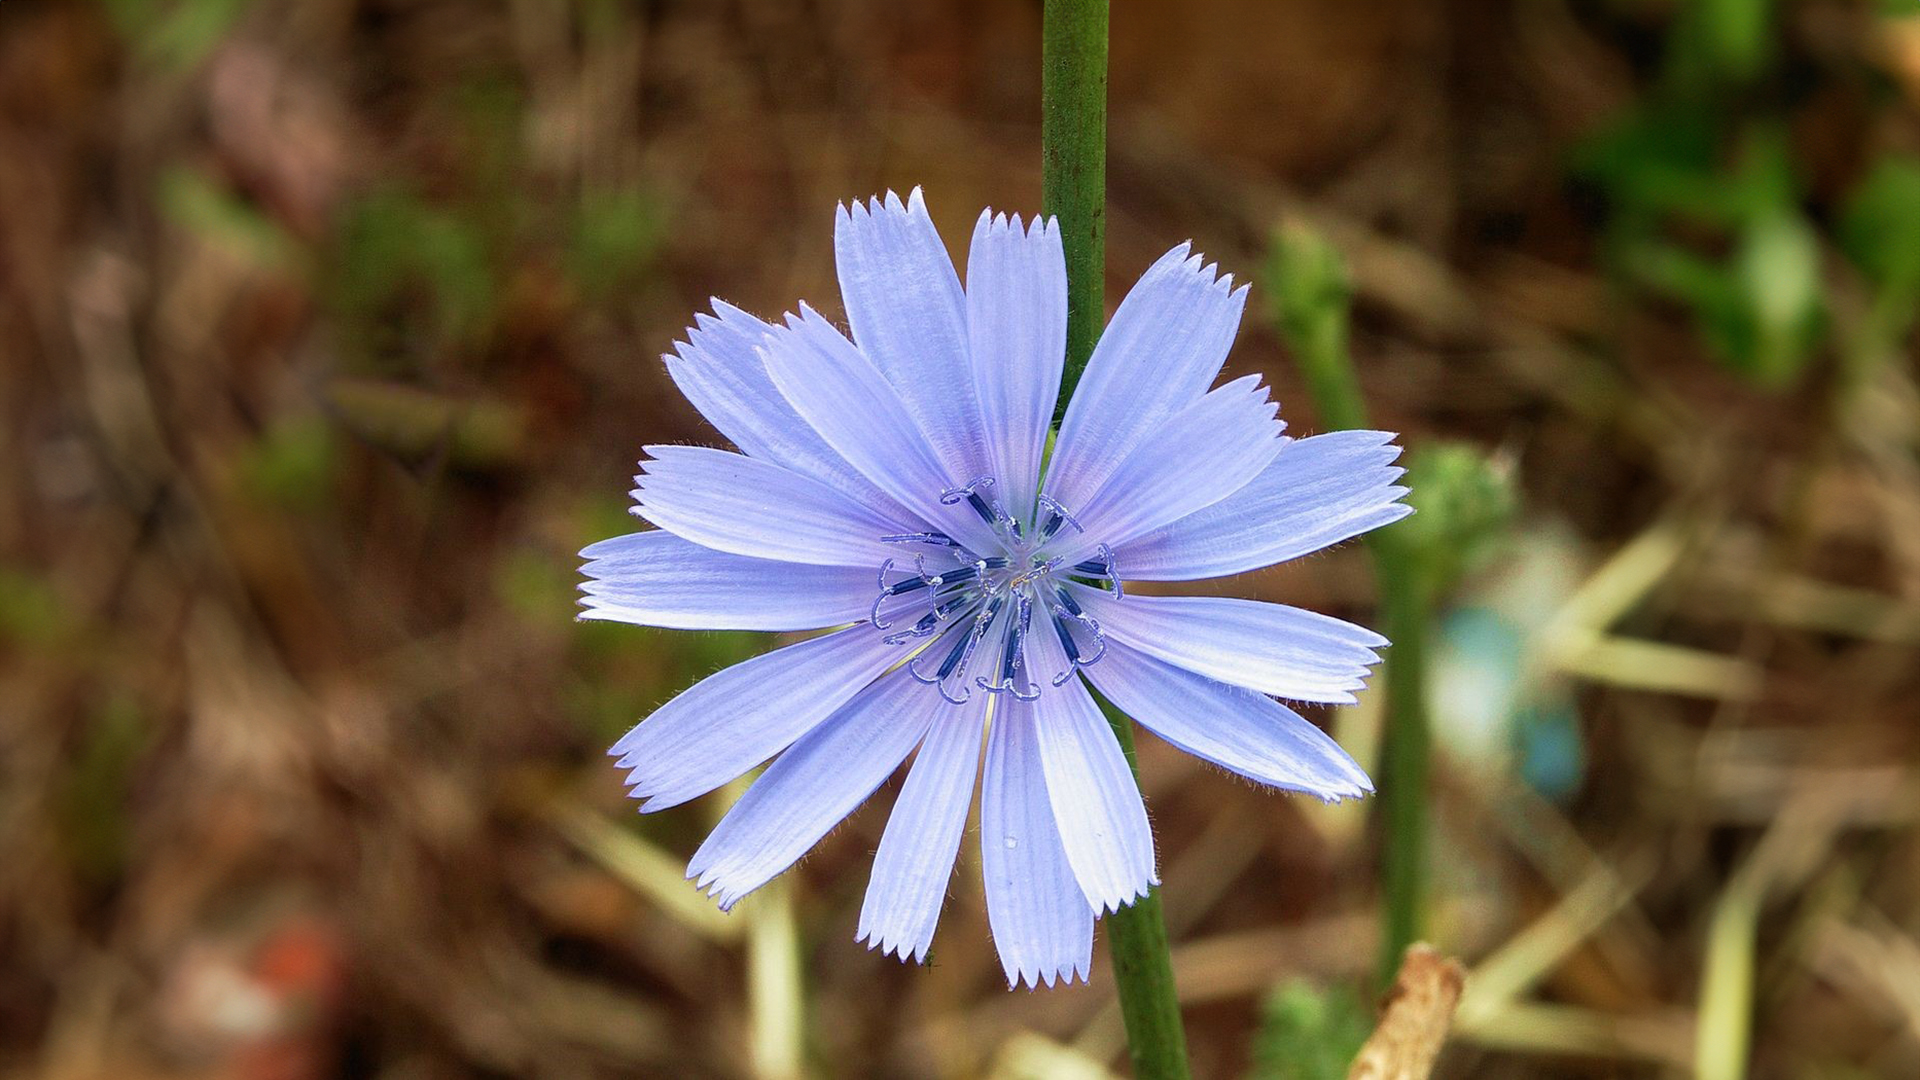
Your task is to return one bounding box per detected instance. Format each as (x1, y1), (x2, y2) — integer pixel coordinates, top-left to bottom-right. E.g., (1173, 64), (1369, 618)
(613, 769), (679, 814)
(764, 301), (848, 343)
(686, 861), (753, 913)
(856, 929), (932, 967)
(629, 792), (681, 816)
(1157, 240), (1248, 302)
(972, 206), (1060, 243)
(836, 185), (932, 228)
(1004, 955), (1093, 991)
(1300, 770), (1376, 805)
(1086, 875), (1160, 918)
(672, 299), (768, 363)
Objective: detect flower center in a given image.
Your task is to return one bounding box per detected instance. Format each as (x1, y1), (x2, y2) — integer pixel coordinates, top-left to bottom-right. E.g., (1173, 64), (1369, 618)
(868, 476), (1122, 705)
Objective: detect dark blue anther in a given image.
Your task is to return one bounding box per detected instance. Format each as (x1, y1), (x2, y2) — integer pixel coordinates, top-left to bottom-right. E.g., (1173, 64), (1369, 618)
(964, 490), (997, 524)
(942, 477), (1010, 529)
(1051, 611), (1081, 661)
(934, 629), (972, 680)
(1068, 545), (1123, 597)
(1053, 586), (1083, 617)
(884, 576), (931, 597)
(927, 566), (979, 589)
(978, 594), (1037, 700)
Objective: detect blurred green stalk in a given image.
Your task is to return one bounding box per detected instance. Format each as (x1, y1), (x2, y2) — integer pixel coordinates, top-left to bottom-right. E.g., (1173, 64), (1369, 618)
(748, 877), (805, 1080)
(1267, 226), (1431, 989)
(1044, 4), (1191, 1078)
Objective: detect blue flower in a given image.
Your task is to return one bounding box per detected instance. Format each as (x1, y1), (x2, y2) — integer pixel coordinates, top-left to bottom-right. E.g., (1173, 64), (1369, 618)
(580, 188), (1410, 989)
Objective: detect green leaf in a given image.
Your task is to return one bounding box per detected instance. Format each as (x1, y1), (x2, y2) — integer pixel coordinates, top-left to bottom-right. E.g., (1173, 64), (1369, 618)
(1727, 210), (1824, 386)
(158, 167), (299, 271)
(238, 415), (337, 509)
(1398, 443), (1518, 600)
(569, 187), (664, 302)
(1247, 979), (1373, 1080)
(332, 189), (497, 366)
(0, 565), (69, 647)
(1839, 156), (1920, 297)
(102, 0), (254, 71)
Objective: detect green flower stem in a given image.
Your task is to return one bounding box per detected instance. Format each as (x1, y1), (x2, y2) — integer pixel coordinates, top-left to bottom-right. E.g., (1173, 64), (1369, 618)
(1044, 0), (1107, 418)
(1097, 711), (1191, 1080)
(1045, 4), (1191, 1077)
(1371, 559), (1431, 987)
(1267, 226), (1431, 988)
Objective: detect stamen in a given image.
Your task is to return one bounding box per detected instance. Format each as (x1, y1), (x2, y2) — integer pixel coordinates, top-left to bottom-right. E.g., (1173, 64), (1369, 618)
(910, 629), (973, 700)
(1053, 585), (1084, 617)
(875, 487), (1124, 704)
(1071, 543), (1125, 598)
(909, 596), (1004, 705)
(882, 593), (974, 645)
(1035, 494), (1084, 541)
(978, 591), (1040, 701)
(939, 476), (1005, 528)
(924, 564), (980, 590)
(881, 531), (961, 548)
(1047, 586), (1108, 686)
(869, 555), (934, 629)
(1008, 555), (1064, 591)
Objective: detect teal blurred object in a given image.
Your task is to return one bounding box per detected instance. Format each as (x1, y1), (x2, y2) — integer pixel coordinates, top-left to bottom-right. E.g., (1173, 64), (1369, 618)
(1515, 700), (1586, 804)
(1430, 528), (1589, 804)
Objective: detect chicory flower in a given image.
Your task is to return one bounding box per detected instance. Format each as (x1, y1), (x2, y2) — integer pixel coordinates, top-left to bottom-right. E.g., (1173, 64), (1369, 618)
(581, 188), (1409, 988)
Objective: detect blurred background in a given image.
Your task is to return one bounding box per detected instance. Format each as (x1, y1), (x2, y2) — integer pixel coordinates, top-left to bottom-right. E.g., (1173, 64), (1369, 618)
(5, 0), (1920, 1076)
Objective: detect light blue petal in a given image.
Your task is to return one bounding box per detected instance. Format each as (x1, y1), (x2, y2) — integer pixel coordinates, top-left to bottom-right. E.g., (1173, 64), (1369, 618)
(1071, 588), (1385, 705)
(761, 305), (995, 551)
(857, 691), (989, 963)
(1056, 375), (1285, 565)
(1044, 244), (1248, 513)
(835, 188), (992, 482)
(579, 530), (872, 631)
(611, 626), (902, 812)
(665, 302), (918, 522)
(634, 445), (901, 567)
(982, 696), (1095, 989)
(1024, 627), (1158, 914)
(1082, 639), (1373, 802)
(966, 210), (1065, 523)
(687, 667), (935, 911)
(1116, 430), (1412, 581)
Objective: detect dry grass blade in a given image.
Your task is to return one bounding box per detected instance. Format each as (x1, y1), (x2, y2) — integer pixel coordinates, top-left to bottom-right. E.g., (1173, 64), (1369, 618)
(544, 799), (743, 943)
(1348, 945), (1466, 1080)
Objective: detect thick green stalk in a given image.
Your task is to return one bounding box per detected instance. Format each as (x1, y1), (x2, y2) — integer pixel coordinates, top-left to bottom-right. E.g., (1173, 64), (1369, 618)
(1043, 0), (1107, 419)
(1044, 4), (1189, 1078)
(1099, 708), (1191, 1080)
(1267, 228), (1432, 988)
